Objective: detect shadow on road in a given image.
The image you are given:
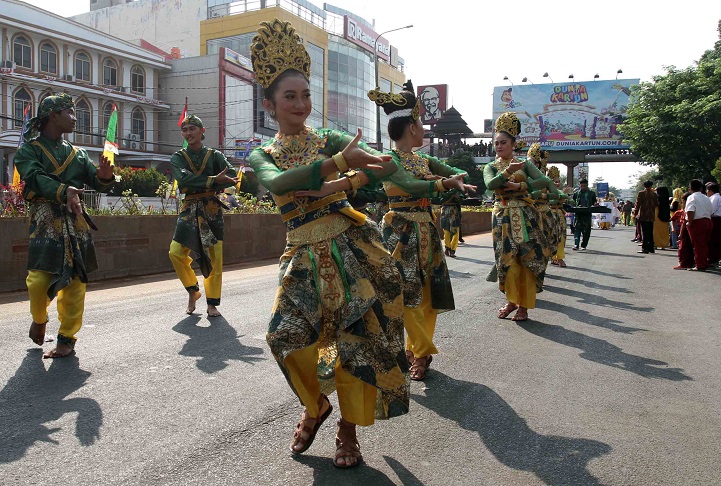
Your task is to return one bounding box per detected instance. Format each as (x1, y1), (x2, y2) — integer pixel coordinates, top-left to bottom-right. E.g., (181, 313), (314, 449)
(535, 300), (646, 334)
(448, 270), (474, 279)
(544, 274), (632, 293)
(543, 285), (653, 313)
(565, 267), (632, 280)
(293, 454), (422, 485)
(172, 315), (265, 373)
(0, 349), (102, 464)
(452, 256), (494, 266)
(412, 370), (611, 485)
(584, 249), (644, 259)
(519, 321), (692, 381)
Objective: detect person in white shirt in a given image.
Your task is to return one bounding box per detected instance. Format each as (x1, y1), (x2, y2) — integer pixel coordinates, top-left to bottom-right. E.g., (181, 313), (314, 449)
(685, 179), (714, 271)
(706, 182), (721, 267)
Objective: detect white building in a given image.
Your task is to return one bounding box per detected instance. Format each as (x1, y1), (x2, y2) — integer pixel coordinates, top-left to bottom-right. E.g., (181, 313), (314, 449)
(0, 0), (172, 184)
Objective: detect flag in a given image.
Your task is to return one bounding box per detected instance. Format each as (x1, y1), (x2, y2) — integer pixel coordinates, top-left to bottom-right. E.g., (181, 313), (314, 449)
(178, 98), (188, 149)
(12, 104), (31, 188)
(102, 103), (119, 166)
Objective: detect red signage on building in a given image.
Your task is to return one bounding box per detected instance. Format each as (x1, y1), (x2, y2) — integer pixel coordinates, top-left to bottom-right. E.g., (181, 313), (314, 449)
(343, 16), (390, 61)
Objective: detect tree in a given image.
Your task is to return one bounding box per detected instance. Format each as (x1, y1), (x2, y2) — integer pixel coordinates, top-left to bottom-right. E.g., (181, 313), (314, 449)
(619, 20), (721, 186)
(239, 170), (259, 197)
(628, 168), (660, 194)
(445, 149), (485, 194)
(112, 167), (168, 197)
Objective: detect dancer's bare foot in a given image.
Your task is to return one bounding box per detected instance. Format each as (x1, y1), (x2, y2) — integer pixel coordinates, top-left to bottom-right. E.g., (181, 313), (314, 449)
(43, 343), (75, 359)
(28, 321), (47, 346)
(207, 304), (221, 317)
(186, 291), (202, 314)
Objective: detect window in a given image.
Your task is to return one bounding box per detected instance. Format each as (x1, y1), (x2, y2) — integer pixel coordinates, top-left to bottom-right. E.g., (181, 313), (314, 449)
(103, 59), (117, 86)
(131, 66), (145, 94)
(102, 102), (115, 132)
(13, 88), (32, 128)
(40, 42), (57, 74)
(13, 36), (32, 69)
(131, 108), (145, 148)
(75, 52), (91, 81)
(75, 99), (92, 144)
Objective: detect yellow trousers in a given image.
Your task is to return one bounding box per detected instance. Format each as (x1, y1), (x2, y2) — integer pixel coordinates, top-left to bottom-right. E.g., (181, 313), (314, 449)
(284, 341), (377, 426)
(505, 257), (536, 309)
(404, 281), (439, 358)
(169, 240), (223, 305)
(27, 270), (86, 343)
(444, 229), (460, 251)
(553, 234), (566, 260)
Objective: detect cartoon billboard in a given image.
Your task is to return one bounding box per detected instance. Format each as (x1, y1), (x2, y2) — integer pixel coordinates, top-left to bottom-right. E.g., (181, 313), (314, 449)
(492, 79), (639, 151)
(417, 84), (448, 125)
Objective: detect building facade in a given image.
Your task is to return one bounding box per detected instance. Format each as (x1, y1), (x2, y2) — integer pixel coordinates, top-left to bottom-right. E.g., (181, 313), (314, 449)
(75, 0), (409, 152)
(0, 0), (172, 184)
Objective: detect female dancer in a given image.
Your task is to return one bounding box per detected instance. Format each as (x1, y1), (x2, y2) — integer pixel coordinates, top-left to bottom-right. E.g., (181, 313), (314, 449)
(248, 19), (408, 469)
(548, 166), (570, 267)
(368, 82), (475, 380)
(484, 113), (550, 321)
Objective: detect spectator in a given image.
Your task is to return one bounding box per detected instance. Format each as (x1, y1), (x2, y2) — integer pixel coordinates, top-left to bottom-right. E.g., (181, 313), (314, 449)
(705, 182), (721, 268)
(674, 192), (694, 270)
(634, 180), (658, 254)
(622, 200), (634, 226)
(670, 188), (684, 249)
(685, 179), (714, 271)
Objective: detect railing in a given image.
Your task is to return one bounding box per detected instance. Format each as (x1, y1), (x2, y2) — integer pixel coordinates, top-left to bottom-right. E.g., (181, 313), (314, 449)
(82, 187), (101, 210)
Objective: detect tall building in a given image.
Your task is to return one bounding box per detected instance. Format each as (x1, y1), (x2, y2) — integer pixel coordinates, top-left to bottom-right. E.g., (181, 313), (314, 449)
(74, 0), (409, 153)
(0, 0), (171, 184)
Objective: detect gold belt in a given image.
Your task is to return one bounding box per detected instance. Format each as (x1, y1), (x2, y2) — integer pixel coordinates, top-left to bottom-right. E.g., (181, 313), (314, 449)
(389, 199), (431, 209)
(281, 193), (347, 223)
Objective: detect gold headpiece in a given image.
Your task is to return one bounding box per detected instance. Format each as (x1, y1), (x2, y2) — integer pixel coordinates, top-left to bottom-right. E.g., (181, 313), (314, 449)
(251, 19), (311, 89)
(514, 140), (527, 151)
(527, 142), (542, 162)
(368, 81), (420, 121)
(495, 112), (521, 138)
(547, 166), (560, 180)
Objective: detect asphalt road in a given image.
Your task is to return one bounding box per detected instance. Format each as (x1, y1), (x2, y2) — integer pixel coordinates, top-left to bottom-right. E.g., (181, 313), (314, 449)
(1, 225), (719, 485)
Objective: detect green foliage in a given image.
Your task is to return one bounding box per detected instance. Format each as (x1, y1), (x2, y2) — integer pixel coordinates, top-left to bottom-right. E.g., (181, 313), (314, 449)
(112, 167), (168, 197)
(619, 20), (721, 186)
(628, 168), (660, 194)
(445, 149), (486, 194)
(712, 157), (721, 183)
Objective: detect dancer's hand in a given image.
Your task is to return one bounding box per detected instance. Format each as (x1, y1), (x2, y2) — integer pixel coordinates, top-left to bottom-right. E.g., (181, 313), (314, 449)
(342, 129), (391, 170)
(66, 186), (84, 215)
(97, 154), (114, 181)
(215, 168), (240, 185)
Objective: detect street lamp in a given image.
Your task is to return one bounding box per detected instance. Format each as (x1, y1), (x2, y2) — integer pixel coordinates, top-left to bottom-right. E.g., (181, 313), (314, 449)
(374, 24), (413, 151)
(522, 77), (533, 84)
(542, 72), (553, 83)
(503, 76), (514, 86)
(568, 74), (575, 80)
(593, 73), (600, 80)
(616, 69), (623, 79)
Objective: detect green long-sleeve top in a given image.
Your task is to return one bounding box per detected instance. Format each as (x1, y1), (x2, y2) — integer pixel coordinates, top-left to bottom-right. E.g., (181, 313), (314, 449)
(483, 158), (551, 192)
(15, 135), (114, 203)
(171, 145), (237, 195)
(382, 150), (468, 198)
(248, 128), (395, 196)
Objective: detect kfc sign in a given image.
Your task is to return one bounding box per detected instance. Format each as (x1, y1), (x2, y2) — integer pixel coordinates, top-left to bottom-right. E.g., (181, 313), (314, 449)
(417, 84), (448, 126)
(344, 16), (390, 61)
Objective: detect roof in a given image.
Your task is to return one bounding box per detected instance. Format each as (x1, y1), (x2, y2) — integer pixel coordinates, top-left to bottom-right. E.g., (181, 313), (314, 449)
(432, 106), (474, 136)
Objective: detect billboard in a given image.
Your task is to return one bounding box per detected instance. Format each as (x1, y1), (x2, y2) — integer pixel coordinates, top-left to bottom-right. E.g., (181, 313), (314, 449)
(417, 84), (448, 126)
(492, 79), (639, 151)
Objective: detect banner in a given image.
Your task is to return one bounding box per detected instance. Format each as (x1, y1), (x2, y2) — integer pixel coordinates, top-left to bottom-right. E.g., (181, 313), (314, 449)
(417, 84), (447, 126)
(492, 79), (639, 151)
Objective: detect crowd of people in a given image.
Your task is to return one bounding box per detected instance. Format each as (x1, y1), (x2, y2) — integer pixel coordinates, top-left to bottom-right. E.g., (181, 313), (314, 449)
(624, 179), (721, 271)
(434, 140), (495, 158)
(11, 17), (720, 472)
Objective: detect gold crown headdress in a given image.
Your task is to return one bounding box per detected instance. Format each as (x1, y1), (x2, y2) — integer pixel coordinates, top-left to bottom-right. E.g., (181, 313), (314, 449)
(514, 140), (527, 151)
(547, 166), (560, 180)
(495, 112), (521, 138)
(527, 142), (542, 162)
(368, 80), (420, 121)
(251, 19), (311, 89)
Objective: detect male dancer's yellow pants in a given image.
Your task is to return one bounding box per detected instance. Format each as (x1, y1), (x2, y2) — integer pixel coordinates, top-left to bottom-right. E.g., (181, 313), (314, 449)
(169, 240), (223, 305)
(283, 341), (377, 426)
(403, 281), (439, 358)
(444, 229), (460, 252)
(27, 271), (86, 345)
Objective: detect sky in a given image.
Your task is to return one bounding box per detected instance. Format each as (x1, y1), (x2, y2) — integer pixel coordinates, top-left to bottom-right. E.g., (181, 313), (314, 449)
(22, 0), (721, 188)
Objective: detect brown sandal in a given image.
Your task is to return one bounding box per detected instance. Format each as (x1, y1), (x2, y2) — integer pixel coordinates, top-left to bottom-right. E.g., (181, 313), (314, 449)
(334, 418), (363, 468)
(289, 394), (332, 455)
(512, 308), (528, 321)
(497, 302), (518, 319)
(409, 355), (433, 381)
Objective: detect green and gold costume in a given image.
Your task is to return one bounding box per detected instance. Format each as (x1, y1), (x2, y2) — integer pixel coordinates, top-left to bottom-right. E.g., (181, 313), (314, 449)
(249, 127), (409, 421)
